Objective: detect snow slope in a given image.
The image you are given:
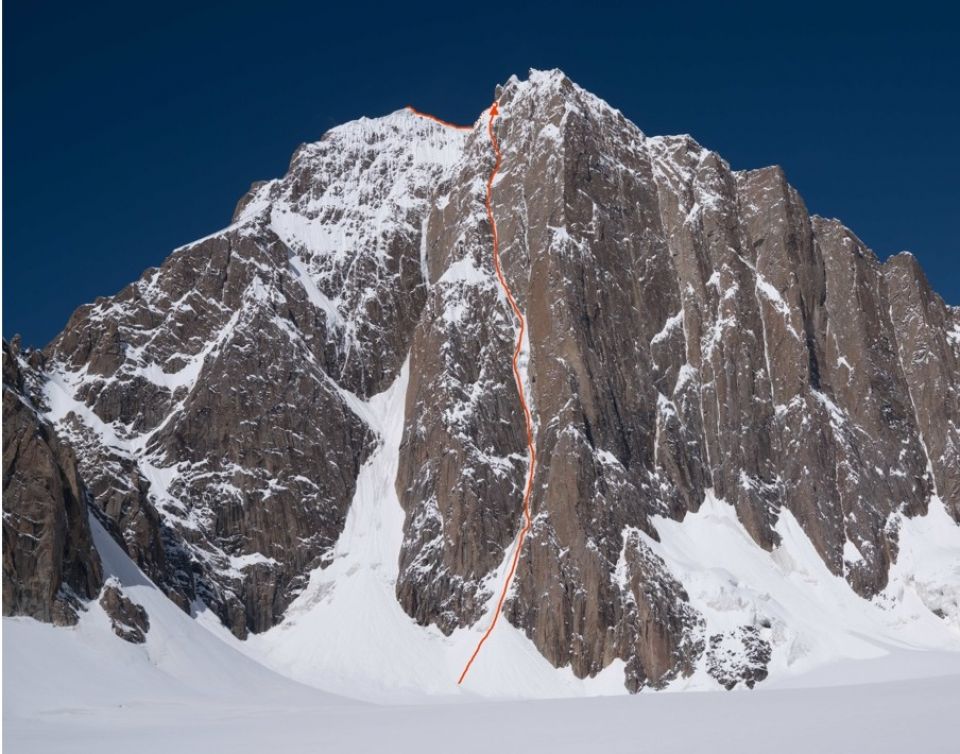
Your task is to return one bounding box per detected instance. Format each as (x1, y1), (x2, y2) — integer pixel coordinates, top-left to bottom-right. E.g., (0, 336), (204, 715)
(6, 507), (960, 752)
(646, 493), (960, 690)
(2, 513), (344, 725)
(5, 646), (960, 754)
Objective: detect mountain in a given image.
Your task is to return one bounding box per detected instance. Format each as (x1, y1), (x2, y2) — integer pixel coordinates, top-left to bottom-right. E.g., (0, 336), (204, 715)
(4, 69), (959, 696)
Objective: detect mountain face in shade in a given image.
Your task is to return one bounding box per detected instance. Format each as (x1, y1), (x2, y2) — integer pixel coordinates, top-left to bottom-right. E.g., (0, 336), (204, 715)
(4, 69), (959, 693)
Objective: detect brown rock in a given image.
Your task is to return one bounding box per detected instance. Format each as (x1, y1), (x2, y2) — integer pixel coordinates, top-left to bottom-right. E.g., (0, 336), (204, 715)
(99, 579), (150, 643)
(2, 340), (103, 624)
(393, 70), (953, 690)
(37, 111), (465, 637)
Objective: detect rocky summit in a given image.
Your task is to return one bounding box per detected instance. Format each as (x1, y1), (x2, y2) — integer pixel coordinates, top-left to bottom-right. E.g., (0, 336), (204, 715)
(4, 69), (959, 692)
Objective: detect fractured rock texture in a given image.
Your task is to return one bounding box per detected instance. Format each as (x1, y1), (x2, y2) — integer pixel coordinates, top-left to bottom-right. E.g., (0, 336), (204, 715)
(2, 340), (103, 625)
(393, 71), (957, 689)
(33, 112), (466, 637)
(99, 579), (150, 643)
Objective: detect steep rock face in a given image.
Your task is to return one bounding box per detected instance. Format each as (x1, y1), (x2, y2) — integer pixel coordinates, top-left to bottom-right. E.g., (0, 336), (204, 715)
(394, 70), (950, 689)
(397, 73), (723, 684)
(397, 108), (528, 631)
(38, 112), (465, 636)
(7, 69), (958, 692)
(884, 252), (960, 521)
(2, 340), (103, 624)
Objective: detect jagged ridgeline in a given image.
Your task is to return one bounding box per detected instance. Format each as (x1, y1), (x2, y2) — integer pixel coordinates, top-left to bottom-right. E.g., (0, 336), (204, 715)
(4, 69), (959, 691)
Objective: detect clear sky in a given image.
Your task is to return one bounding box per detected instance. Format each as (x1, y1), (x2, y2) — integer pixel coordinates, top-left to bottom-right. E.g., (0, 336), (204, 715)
(4, 1), (958, 347)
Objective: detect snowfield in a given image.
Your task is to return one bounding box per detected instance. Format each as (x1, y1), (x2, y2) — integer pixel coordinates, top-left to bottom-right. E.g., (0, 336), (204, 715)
(5, 616), (960, 754)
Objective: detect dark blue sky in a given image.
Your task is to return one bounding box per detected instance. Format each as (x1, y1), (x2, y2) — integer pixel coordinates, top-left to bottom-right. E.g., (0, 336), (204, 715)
(4, 1), (958, 347)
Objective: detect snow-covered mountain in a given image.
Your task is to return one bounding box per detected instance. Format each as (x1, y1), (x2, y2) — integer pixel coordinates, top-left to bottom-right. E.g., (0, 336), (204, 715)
(4, 69), (960, 704)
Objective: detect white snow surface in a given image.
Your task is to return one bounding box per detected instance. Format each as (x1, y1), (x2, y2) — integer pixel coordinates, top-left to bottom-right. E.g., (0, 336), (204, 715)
(6, 618), (960, 754)
(5, 514), (336, 706)
(643, 493), (960, 690)
(3, 512), (349, 752)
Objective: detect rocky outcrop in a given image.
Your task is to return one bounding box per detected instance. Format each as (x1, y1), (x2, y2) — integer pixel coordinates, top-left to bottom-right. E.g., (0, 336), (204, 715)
(2, 339), (102, 624)
(706, 626), (772, 690)
(99, 579), (150, 643)
(6, 69), (958, 691)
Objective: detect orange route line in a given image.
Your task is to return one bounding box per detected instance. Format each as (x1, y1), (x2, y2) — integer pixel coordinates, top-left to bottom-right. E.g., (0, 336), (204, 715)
(405, 105), (473, 132)
(456, 100), (536, 686)
(408, 101), (537, 686)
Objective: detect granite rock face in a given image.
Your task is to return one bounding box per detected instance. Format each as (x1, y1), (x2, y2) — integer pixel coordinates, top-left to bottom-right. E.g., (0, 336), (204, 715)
(2, 340), (103, 625)
(393, 71), (957, 688)
(706, 626), (772, 690)
(4, 69), (958, 691)
(884, 252), (960, 520)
